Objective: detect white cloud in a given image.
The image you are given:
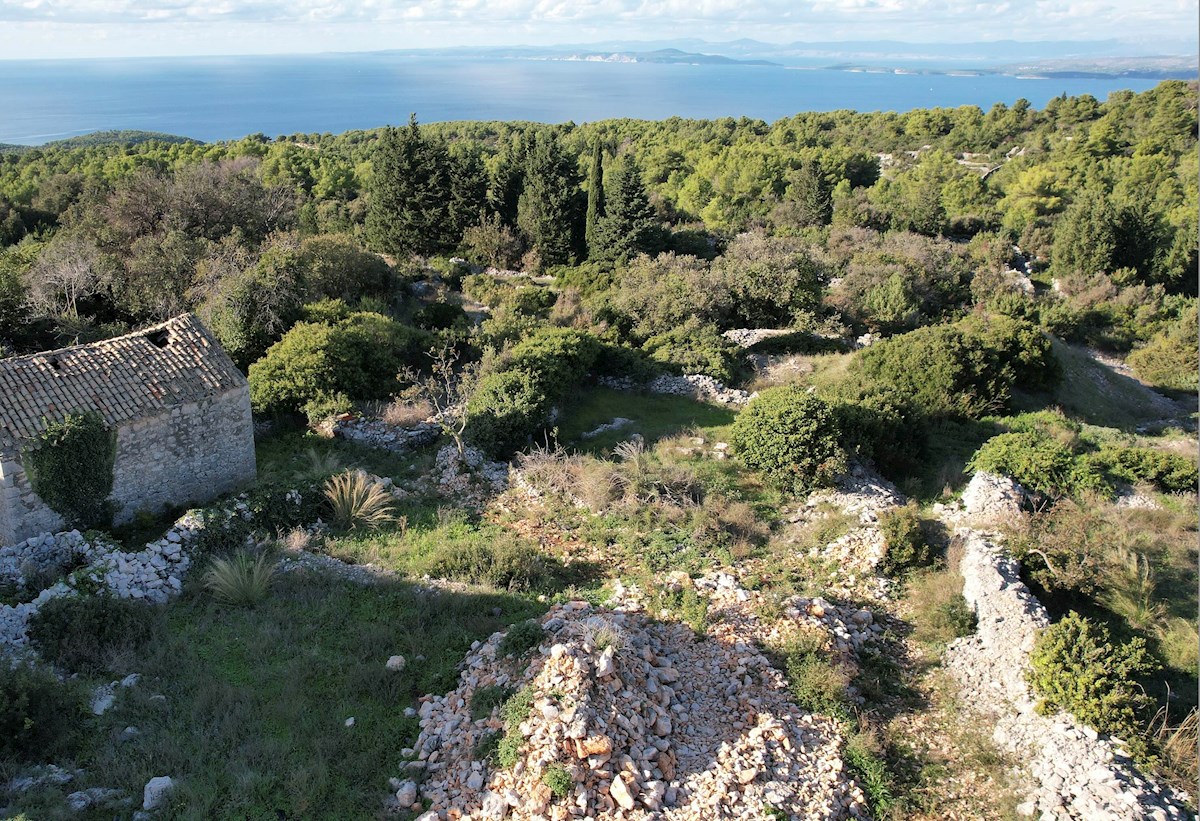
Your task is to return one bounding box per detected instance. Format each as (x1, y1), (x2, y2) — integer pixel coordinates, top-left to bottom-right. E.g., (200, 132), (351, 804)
(0, 0), (1194, 57)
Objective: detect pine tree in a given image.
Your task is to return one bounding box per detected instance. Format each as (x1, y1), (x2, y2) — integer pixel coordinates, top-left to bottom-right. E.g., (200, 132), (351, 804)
(593, 155), (661, 263)
(365, 115), (454, 257)
(516, 130), (582, 266)
(585, 140), (605, 257)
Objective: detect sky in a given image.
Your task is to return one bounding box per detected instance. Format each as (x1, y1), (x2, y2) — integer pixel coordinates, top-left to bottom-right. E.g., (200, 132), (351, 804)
(0, 0), (1196, 60)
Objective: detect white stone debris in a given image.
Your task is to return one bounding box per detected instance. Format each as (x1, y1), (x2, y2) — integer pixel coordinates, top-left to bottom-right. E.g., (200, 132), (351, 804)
(581, 418), (634, 439)
(597, 374), (756, 407)
(331, 416), (441, 454)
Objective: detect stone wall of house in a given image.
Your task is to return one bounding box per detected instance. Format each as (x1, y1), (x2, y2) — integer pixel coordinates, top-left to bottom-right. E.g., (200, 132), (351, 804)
(0, 459), (65, 548)
(0, 385), (255, 546)
(109, 385), (256, 523)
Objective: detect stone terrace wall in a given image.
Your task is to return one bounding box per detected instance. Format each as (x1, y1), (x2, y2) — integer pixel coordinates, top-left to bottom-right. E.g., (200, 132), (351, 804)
(110, 385), (256, 524)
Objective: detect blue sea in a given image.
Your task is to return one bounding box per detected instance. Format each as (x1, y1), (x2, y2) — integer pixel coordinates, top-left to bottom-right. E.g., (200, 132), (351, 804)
(0, 53), (1168, 145)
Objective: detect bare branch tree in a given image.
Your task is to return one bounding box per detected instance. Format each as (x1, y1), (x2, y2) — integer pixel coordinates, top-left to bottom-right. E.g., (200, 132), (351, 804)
(399, 343), (483, 458)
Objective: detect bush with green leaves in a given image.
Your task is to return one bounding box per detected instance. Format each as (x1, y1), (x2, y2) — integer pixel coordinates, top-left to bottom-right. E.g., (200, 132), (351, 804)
(498, 620), (546, 657)
(828, 389), (926, 478)
(465, 328), (601, 458)
(28, 593), (159, 673)
(23, 411), (116, 528)
(730, 386), (846, 493)
(1029, 613), (1157, 759)
(847, 315), (1058, 419)
(1092, 445), (1198, 494)
(542, 765), (573, 799)
(248, 310), (431, 416)
(0, 662), (88, 763)
(968, 431), (1116, 499)
(642, 319), (744, 384)
(1128, 303), (1198, 392)
(877, 502), (933, 576)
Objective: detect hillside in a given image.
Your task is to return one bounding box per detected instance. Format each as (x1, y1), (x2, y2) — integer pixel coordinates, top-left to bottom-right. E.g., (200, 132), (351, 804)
(0, 83), (1196, 819)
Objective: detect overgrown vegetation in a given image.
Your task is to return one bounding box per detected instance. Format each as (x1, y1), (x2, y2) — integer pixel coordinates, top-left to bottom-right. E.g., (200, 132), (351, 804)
(23, 410), (116, 527)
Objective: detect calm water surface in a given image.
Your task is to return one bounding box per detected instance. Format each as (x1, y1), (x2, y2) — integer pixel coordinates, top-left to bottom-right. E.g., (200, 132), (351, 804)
(0, 54), (1165, 144)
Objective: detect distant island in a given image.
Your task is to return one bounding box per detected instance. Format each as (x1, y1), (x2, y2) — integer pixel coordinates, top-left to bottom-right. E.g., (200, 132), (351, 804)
(532, 48), (777, 67)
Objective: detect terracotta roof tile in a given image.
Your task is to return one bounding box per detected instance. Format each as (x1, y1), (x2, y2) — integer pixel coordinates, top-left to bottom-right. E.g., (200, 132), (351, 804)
(0, 314), (247, 457)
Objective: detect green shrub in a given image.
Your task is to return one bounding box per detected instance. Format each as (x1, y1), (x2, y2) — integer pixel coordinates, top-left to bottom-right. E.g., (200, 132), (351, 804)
(465, 328), (601, 458)
(642, 320), (744, 383)
(592, 342), (662, 383)
(542, 764), (572, 799)
(849, 316), (1058, 419)
(203, 550), (277, 606)
(428, 535), (553, 591)
(933, 596), (977, 640)
(730, 386), (846, 493)
(301, 391), (353, 426)
(1030, 613), (1157, 759)
(470, 685), (514, 720)
(29, 594), (159, 674)
(968, 432), (1082, 497)
(492, 686), (536, 769)
(782, 632), (851, 722)
(829, 389), (926, 478)
(1128, 303), (1198, 391)
(1093, 445), (1198, 494)
(0, 663), (88, 763)
(498, 620), (545, 657)
(844, 731), (893, 817)
(877, 502), (933, 576)
(414, 301), (470, 331)
(248, 311), (431, 416)
(23, 411), (116, 528)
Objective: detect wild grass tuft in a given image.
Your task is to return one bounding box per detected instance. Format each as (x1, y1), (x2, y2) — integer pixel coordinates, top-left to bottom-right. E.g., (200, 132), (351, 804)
(323, 470), (398, 532)
(203, 550), (278, 606)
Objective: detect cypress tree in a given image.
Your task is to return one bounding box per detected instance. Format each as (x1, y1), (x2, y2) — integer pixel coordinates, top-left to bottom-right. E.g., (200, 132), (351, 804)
(585, 140), (605, 257)
(365, 114), (454, 257)
(593, 155), (662, 263)
(517, 130), (582, 266)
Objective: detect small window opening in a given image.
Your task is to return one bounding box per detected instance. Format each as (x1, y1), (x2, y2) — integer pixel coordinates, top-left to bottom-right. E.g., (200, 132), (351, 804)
(145, 329), (170, 348)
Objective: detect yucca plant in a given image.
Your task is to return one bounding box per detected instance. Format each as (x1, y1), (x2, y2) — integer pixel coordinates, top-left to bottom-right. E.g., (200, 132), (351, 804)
(323, 470), (398, 532)
(203, 550), (277, 606)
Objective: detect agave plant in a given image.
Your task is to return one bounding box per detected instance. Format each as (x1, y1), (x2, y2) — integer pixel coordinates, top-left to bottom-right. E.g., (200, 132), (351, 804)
(323, 470), (398, 532)
(203, 550), (277, 606)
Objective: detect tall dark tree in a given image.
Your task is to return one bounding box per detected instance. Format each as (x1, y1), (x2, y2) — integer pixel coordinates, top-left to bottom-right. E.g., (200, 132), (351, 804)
(366, 115), (454, 257)
(516, 130), (582, 266)
(593, 155), (662, 263)
(584, 140), (605, 257)
(447, 144), (489, 244)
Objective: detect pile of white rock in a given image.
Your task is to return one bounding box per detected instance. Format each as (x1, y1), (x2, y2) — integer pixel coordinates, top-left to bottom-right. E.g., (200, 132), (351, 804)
(393, 599), (867, 820)
(946, 528), (1194, 821)
(331, 416), (441, 454)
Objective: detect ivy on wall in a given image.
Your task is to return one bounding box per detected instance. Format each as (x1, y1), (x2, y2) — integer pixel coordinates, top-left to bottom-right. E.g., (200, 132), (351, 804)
(23, 411), (116, 528)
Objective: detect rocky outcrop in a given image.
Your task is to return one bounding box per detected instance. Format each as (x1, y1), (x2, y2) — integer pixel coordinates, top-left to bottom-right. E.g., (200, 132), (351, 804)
(959, 471), (1029, 522)
(946, 529), (1193, 821)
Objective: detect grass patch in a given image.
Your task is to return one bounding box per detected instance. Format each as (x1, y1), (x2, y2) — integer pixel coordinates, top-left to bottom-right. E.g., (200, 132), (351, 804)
(1041, 340), (1187, 431)
(5, 572), (543, 819)
(556, 386), (736, 453)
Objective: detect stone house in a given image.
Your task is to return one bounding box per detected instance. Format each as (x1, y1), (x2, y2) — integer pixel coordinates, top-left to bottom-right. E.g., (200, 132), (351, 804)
(0, 314), (256, 545)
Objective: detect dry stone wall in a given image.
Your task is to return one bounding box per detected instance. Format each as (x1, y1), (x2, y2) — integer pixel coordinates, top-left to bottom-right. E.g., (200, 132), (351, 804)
(946, 524), (1194, 820)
